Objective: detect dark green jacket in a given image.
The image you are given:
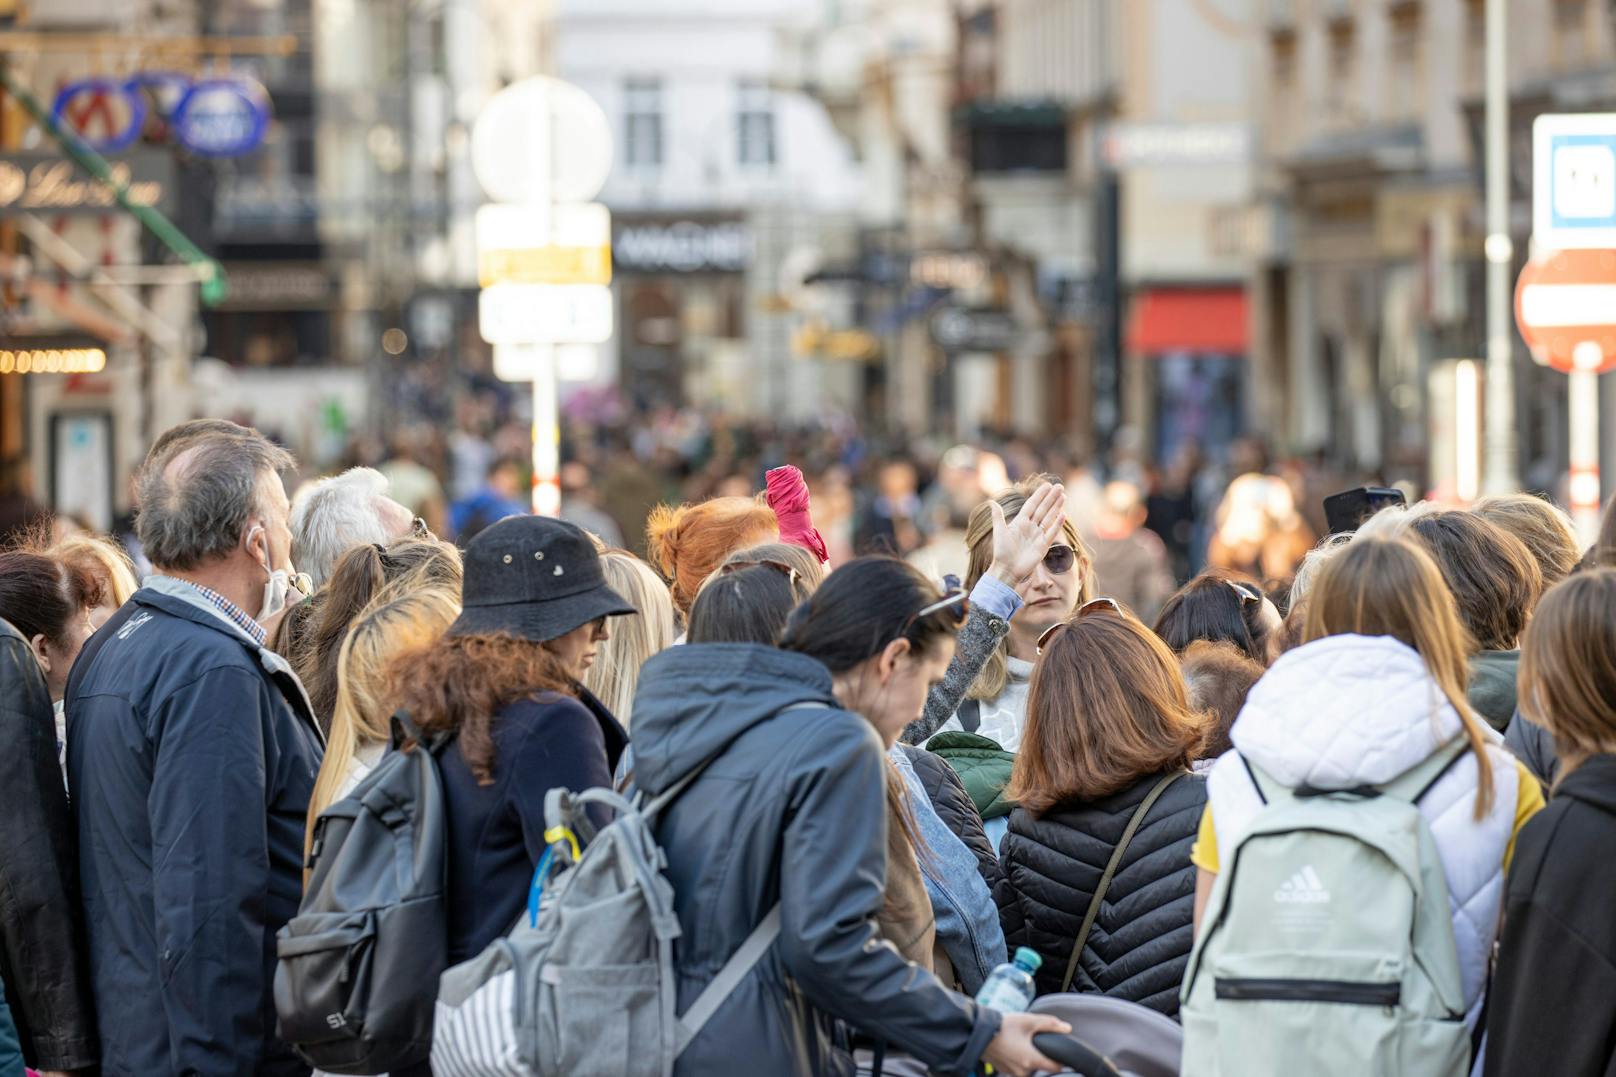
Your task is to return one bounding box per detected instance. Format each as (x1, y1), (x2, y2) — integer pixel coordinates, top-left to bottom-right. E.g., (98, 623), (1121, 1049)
(928, 732), (1016, 819)
(1469, 649), (1520, 732)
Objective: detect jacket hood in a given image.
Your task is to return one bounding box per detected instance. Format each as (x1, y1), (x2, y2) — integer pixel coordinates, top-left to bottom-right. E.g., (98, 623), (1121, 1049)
(1231, 633), (1470, 789)
(630, 643), (840, 795)
(1556, 754), (1616, 816)
(1467, 649), (1520, 731)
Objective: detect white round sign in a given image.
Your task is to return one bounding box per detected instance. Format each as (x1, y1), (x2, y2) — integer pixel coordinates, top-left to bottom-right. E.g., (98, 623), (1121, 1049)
(471, 77), (613, 204)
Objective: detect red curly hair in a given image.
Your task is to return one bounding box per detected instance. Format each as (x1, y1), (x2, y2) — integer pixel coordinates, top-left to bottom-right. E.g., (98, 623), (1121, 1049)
(645, 496), (778, 617)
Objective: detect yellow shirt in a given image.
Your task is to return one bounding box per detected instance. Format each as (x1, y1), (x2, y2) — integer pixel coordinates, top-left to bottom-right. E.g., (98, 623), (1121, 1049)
(1190, 757), (1545, 874)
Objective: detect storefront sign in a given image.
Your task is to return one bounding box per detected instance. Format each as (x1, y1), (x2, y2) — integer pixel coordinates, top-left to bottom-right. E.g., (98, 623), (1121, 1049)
(0, 152), (170, 215)
(215, 264), (335, 310)
(0, 347), (107, 374)
(930, 306), (1020, 353)
(613, 218), (752, 274)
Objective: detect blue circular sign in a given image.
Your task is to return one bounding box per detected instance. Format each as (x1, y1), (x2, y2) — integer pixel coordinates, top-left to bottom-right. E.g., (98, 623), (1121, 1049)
(172, 77), (272, 158)
(51, 78), (147, 154)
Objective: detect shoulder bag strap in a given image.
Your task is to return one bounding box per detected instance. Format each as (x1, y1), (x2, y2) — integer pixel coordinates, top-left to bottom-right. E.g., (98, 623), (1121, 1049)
(674, 904), (781, 1053)
(1059, 771), (1184, 993)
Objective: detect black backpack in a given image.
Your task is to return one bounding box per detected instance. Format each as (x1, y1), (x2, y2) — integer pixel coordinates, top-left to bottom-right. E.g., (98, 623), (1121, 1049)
(274, 712), (449, 1074)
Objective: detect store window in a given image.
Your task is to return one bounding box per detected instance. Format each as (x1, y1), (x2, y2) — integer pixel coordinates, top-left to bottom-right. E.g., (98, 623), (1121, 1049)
(624, 77), (663, 170)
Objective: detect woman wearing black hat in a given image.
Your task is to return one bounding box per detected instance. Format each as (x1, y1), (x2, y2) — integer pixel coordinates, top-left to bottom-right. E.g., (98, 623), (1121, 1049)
(393, 515), (638, 964)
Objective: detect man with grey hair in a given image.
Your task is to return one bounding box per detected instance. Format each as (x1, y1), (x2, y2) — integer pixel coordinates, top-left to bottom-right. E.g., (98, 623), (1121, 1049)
(64, 423), (323, 1077)
(290, 466), (418, 588)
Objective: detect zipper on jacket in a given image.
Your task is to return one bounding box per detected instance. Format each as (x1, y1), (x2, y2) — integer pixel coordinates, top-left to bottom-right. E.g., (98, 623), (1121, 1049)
(1214, 977), (1400, 1006)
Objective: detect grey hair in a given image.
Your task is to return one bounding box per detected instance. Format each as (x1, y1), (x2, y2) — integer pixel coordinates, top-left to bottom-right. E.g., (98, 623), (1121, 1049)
(136, 430), (295, 571)
(1288, 532), (1354, 608)
(290, 467), (401, 587)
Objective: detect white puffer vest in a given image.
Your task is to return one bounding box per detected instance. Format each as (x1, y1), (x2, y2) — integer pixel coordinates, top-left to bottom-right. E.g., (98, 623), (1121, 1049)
(1205, 634), (1517, 1023)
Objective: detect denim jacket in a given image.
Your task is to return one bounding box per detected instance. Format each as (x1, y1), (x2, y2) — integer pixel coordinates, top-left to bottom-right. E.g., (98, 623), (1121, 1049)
(889, 745), (1007, 994)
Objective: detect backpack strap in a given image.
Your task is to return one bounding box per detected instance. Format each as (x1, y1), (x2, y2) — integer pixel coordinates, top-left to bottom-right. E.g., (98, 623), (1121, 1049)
(957, 698), (982, 734)
(674, 904), (781, 1053)
(1381, 737), (1472, 805)
(1059, 771), (1184, 992)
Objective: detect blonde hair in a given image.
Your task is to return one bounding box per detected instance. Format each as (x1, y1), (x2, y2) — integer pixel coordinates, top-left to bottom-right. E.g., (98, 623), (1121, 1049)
(583, 551), (676, 727)
(49, 532), (137, 608)
(963, 474), (1095, 701)
(304, 589), (460, 865)
(1304, 536), (1495, 819)
(1518, 570), (1616, 782)
(1474, 494), (1581, 590)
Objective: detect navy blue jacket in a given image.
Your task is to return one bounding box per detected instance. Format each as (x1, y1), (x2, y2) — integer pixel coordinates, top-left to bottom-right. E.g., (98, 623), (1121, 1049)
(65, 580), (324, 1076)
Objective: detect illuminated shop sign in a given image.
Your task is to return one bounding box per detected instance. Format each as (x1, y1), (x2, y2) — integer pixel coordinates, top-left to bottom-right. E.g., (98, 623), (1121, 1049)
(0, 152), (170, 216)
(0, 348), (108, 374)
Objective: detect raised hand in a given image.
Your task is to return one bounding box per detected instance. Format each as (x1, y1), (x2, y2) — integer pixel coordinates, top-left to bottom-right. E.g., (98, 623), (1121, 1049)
(986, 482), (1068, 596)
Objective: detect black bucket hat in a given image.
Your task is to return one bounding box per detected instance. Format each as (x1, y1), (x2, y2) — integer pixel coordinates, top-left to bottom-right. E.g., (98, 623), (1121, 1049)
(447, 515), (636, 642)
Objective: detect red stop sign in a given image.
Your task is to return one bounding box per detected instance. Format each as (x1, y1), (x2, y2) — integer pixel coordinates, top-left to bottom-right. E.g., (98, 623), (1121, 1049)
(1515, 249), (1616, 374)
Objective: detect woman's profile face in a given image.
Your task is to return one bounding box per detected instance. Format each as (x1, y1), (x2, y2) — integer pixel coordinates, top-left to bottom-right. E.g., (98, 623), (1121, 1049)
(861, 637), (957, 748)
(544, 617), (610, 682)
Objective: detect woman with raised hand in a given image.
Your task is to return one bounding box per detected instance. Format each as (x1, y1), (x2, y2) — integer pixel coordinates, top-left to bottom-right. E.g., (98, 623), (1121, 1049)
(1486, 570), (1616, 1076)
(630, 557), (1070, 1077)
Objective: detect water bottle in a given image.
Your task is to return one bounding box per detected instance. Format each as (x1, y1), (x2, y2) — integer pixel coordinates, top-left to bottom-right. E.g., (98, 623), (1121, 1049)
(974, 946), (1042, 1012)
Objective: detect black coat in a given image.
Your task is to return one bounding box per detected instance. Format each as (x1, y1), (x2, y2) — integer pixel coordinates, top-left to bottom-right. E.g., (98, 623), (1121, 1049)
(631, 644), (1000, 1077)
(994, 770), (1205, 1014)
(0, 619), (97, 1070)
(66, 584), (324, 1076)
(1485, 754), (1616, 1077)
(900, 744), (1005, 896)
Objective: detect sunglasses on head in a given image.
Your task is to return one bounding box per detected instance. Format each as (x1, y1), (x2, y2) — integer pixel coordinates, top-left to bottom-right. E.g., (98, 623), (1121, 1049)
(902, 574), (971, 635)
(412, 516), (433, 540)
(1228, 580), (1261, 606)
(720, 558), (802, 592)
(1036, 596), (1124, 654)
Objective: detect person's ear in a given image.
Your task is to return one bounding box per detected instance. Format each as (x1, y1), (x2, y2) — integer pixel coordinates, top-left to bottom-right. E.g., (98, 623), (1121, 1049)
(29, 633), (51, 675)
(244, 522), (268, 563)
(878, 637), (912, 683)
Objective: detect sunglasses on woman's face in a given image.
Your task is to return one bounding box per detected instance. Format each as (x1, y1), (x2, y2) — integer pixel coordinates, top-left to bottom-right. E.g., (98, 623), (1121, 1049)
(1036, 596), (1124, 654)
(1043, 544), (1077, 576)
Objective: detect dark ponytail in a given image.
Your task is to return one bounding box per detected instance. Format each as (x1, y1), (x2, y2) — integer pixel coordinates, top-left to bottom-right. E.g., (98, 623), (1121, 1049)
(688, 564), (797, 645)
(779, 556), (958, 672)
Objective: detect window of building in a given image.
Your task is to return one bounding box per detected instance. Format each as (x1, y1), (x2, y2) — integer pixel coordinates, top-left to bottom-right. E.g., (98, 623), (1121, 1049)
(1270, 26), (1297, 85)
(736, 79), (776, 168)
(1553, 0), (1588, 69)
(1388, 0), (1423, 119)
(624, 77), (663, 170)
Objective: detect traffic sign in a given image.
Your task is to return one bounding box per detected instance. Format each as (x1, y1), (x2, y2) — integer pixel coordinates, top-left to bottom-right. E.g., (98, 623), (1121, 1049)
(471, 77), (613, 205)
(478, 283), (613, 345)
(475, 203), (611, 287)
(1534, 114), (1616, 250)
(1513, 248), (1616, 375)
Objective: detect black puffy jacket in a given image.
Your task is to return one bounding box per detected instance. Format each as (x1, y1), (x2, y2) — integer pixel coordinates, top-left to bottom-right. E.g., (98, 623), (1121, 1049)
(994, 770), (1206, 1014)
(900, 744), (1004, 895)
(0, 619), (97, 1070)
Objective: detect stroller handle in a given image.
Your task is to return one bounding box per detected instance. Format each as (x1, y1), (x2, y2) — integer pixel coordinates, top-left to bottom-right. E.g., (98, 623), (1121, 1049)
(1030, 1032), (1124, 1077)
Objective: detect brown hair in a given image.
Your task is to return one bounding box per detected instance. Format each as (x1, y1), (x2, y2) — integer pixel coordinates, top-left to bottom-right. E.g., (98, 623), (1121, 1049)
(1596, 495), (1616, 570)
(964, 474), (1095, 701)
(392, 633), (573, 784)
(296, 538), (463, 729)
(645, 496), (778, 617)
(49, 533), (138, 608)
(721, 541), (826, 599)
(1180, 640), (1266, 759)
(1474, 494), (1581, 590)
(1304, 536), (1495, 819)
(1405, 510), (1542, 652)
(1009, 611), (1206, 814)
(1518, 570), (1616, 781)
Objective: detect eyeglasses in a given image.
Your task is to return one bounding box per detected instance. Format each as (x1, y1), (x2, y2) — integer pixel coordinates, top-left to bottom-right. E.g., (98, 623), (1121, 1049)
(412, 516), (433, 540)
(902, 575), (971, 635)
(1043, 544), (1077, 576)
(720, 558), (801, 593)
(1036, 596), (1124, 654)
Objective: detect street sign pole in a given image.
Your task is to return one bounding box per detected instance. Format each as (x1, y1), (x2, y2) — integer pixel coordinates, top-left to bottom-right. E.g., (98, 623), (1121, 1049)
(531, 347), (561, 517)
(1482, 0), (1517, 495)
(1570, 345), (1603, 541)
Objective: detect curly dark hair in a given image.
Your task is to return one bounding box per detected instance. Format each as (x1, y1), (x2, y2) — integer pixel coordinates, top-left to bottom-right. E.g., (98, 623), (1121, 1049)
(390, 632), (573, 785)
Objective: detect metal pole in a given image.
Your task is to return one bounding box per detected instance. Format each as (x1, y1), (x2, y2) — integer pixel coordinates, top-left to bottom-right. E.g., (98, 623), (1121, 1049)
(531, 347), (561, 515)
(1482, 0), (1517, 494)
(1569, 344), (1603, 543)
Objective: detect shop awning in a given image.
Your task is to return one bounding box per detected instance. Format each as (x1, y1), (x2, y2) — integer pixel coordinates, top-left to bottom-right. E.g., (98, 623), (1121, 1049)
(1126, 286), (1248, 355)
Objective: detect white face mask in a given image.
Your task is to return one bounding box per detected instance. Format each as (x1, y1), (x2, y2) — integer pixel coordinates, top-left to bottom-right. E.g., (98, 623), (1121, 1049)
(248, 524), (306, 623)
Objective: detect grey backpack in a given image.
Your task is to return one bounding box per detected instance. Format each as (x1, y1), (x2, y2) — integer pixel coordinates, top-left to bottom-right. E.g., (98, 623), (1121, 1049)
(432, 705), (822, 1077)
(1180, 741), (1471, 1077)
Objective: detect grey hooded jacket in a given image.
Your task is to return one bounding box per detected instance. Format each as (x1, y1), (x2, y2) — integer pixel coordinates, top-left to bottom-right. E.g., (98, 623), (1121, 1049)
(630, 643), (1001, 1077)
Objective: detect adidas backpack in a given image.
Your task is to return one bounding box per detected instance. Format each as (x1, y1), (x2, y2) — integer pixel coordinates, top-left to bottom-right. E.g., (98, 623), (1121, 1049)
(274, 712), (450, 1074)
(1180, 740), (1472, 1077)
(432, 703), (823, 1077)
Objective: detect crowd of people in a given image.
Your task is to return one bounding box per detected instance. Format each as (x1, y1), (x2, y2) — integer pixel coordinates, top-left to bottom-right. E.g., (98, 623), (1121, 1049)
(0, 414), (1614, 1076)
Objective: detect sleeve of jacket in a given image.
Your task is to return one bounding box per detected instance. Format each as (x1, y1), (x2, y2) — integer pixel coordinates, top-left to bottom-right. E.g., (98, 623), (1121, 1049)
(1503, 711), (1558, 788)
(148, 666), (278, 1075)
(905, 747), (1005, 895)
(904, 602), (1013, 745)
(992, 838), (1029, 956)
(0, 633), (97, 1070)
(1484, 896), (1616, 1077)
(778, 718), (1001, 1076)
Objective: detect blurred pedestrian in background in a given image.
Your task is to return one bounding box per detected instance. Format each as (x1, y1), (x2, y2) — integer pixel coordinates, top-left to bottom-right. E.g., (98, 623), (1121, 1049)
(559, 461), (625, 547)
(450, 456), (529, 542)
(1087, 481), (1176, 624)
